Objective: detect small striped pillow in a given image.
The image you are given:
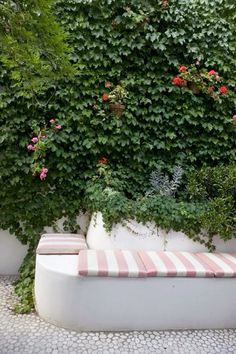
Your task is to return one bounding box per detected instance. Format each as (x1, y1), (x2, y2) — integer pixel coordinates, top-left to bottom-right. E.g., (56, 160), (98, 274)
(196, 253), (236, 277)
(138, 251), (214, 277)
(78, 249), (146, 277)
(37, 233), (87, 255)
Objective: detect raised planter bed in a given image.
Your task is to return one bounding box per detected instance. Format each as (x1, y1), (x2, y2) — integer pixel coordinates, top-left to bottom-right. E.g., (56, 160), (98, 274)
(86, 212), (236, 252)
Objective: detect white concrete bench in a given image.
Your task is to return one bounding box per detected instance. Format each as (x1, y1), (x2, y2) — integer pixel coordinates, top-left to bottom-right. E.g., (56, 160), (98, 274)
(35, 234), (236, 331)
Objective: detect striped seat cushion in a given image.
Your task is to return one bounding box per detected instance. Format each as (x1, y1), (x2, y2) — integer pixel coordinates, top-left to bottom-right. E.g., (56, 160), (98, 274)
(138, 251), (214, 277)
(37, 233), (87, 254)
(196, 253), (236, 277)
(78, 250), (146, 277)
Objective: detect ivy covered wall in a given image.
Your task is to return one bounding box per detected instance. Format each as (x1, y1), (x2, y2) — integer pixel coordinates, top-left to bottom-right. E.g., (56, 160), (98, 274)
(0, 0), (236, 242)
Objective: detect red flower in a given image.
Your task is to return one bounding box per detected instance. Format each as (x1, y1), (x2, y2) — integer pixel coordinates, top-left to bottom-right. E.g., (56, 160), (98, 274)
(98, 157), (108, 164)
(179, 66), (187, 73)
(172, 76), (186, 87)
(208, 70), (216, 76)
(102, 93), (109, 102)
(219, 86), (227, 95)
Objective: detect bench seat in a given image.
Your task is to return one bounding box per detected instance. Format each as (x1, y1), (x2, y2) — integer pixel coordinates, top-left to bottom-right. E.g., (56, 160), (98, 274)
(35, 249), (236, 331)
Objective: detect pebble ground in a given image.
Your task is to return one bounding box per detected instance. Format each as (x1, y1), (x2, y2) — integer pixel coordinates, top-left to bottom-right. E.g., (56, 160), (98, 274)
(0, 276), (236, 354)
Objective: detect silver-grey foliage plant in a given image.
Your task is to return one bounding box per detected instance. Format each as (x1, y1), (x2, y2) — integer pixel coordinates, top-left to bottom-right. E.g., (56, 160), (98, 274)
(148, 165), (183, 197)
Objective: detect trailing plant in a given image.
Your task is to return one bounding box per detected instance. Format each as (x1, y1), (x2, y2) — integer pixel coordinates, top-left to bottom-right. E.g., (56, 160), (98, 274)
(27, 118), (63, 179)
(85, 163), (235, 251)
(108, 84), (128, 104)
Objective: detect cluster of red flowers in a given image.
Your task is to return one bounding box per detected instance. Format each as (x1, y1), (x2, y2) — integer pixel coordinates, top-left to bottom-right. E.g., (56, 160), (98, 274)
(101, 82), (112, 102)
(102, 93), (109, 102)
(172, 65), (228, 96)
(172, 76), (186, 87)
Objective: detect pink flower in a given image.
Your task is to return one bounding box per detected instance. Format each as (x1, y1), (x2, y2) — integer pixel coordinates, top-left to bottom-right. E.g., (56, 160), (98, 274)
(208, 70), (216, 76)
(41, 167), (48, 173)
(31, 137), (38, 143)
(207, 86), (214, 93)
(55, 124), (62, 130)
(49, 119), (55, 124)
(27, 144), (34, 151)
(105, 82), (112, 88)
(40, 173), (46, 180)
(179, 66), (187, 73)
(215, 75), (221, 81)
(219, 86), (227, 95)
(232, 115), (236, 120)
(39, 167), (48, 180)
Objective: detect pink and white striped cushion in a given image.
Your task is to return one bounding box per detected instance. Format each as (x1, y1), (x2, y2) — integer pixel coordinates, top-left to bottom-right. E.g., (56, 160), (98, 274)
(78, 250), (146, 277)
(138, 251), (214, 277)
(196, 253), (236, 277)
(37, 233), (87, 254)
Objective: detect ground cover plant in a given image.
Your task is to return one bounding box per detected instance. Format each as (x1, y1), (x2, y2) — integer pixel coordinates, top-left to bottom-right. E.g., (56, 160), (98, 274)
(0, 0), (235, 312)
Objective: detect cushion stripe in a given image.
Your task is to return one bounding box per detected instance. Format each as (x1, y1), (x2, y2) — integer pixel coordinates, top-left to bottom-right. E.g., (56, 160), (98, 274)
(96, 250), (108, 276)
(115, 251), (129, 277)
(138, 251), (214, 277)
(78, 250), (146, 277)
(78, 248), (88, 276)
(196, 253), (236, 277)
(159, 252), (177, 276)
(37, 233), (87, 254)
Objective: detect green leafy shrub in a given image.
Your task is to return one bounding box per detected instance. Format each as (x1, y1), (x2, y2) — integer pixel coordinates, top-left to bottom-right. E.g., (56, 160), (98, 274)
(186, 164), (236, 240)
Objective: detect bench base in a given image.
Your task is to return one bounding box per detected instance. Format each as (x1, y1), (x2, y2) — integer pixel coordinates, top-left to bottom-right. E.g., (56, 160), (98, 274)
(35, 255), (236, 331)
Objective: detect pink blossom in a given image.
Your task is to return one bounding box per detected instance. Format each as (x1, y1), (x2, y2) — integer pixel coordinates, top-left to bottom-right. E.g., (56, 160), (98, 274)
(27, 144), (34, 151)
(31, 137), (38, 143)
(55, 124), (62, 130)
(105, 81), (112, 88)
(40, 173), (47, 180)
(49, 119), (55, 124)
(39, 167), (48, 180)
(232, 115), (236, 120)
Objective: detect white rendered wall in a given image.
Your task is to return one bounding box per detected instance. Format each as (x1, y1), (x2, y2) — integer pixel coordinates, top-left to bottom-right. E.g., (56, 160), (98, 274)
(86, 212), (236, 252)
(0, 213), (90, 275)
(0, 230), (28, 275)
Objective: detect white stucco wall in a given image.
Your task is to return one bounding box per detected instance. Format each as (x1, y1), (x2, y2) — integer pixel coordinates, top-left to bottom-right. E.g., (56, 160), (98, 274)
(0, 213), (90, 275)
(87, 212), (236, 252)
(0, 230), (28, 275)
